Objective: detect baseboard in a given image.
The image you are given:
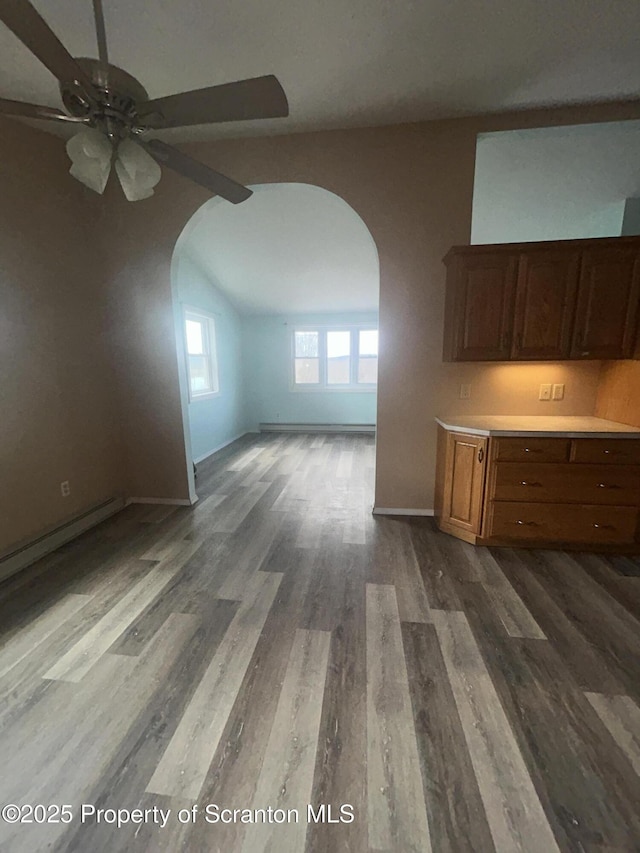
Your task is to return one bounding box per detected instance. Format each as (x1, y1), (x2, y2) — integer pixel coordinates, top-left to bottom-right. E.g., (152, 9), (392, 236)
(260, 423), (376, 434)
(125, 497), (197, 507)
(0, 497), (125, 582)
(193, 431), (249, 464)
(373, 507), (435, 517)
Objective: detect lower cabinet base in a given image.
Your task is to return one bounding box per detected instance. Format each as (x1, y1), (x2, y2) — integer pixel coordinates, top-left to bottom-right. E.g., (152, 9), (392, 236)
(435, 515), (640, 553)
(435, 427), (640, 554)
(485, 500), (638, 546)
(437, 519), (482, 546)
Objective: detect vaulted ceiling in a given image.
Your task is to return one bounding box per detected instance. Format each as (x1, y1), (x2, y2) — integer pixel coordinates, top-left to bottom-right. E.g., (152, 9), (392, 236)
(175, 183), (379, 315)
(1, 0), (639, 142)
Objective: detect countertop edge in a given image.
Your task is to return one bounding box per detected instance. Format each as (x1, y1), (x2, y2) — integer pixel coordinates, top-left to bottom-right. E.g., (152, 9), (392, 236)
(435, 418), (640, 439)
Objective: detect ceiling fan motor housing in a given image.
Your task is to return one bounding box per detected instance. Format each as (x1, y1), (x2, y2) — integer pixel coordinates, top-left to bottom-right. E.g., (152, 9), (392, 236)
(60, 57), (150, 138)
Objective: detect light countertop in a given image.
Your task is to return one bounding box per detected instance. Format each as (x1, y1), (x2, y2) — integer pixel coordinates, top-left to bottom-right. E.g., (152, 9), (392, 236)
(435, 415), (640, 438)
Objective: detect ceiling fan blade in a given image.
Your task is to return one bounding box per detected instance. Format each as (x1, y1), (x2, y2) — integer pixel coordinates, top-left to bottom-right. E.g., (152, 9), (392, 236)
(0, 96), (84, 122)
(139, 75), (289, 129)
(138, 138), (252, 204)
(0, 0), (98, 98)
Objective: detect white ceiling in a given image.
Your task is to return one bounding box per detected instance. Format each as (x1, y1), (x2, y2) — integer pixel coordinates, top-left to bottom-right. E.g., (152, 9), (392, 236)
(175, 183), (379, 315)
(471, 120), (640, 244)
(1, 0), (639, 142)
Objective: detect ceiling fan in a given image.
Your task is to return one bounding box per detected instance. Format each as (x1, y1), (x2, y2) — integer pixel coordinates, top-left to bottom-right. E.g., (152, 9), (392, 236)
(0, 0), (289, 201)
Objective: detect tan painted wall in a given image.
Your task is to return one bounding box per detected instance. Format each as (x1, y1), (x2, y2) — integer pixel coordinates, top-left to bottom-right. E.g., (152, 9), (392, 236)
(4, 100), (638, 559)
(595, 361), (640, 427)
(103, 100), (640, 511)
(0, 118), (124, 554)
(101, 180), (196, 501)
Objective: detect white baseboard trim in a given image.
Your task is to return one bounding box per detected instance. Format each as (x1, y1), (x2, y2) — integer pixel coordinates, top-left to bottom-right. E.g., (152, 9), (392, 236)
(373, 507), (435, 517)
(260, 423), (376, 434)
(193, 431), (249, 464)
(126, 497), (196, 507)
(0, 497), (125, 582)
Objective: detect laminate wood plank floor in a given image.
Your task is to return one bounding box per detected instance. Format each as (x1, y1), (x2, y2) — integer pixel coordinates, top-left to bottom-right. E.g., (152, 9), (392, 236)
(0, 432), (639, 852)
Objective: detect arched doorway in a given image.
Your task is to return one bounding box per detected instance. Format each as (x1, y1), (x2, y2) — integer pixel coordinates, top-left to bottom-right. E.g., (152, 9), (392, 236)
(170, 183), (380, 500)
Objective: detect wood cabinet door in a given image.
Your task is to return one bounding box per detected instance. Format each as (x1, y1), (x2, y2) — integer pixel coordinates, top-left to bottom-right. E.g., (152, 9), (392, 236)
(442, 432), (487, 534)
(512, 249), (580, 359)
(571, 246), (640, 359)
(450, 253), (518, 360)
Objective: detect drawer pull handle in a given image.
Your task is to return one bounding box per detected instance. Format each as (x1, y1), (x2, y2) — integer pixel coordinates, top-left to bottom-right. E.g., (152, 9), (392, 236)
(478, 447), (484, 463)
(596, 483), (619, 489)
(515, 520), (538, 526)
(593, 523), (614, 530)
(602, 450), (621, 456)
(523, 448), (541, 453)
(520, 481), (541, 487)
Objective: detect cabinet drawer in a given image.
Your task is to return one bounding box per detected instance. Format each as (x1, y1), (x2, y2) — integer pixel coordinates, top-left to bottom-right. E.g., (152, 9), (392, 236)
(493, 437), (570, 463)
(490, 463), (640, 505)
(486, 502), (638, 544)
(570, 439), (640, 465)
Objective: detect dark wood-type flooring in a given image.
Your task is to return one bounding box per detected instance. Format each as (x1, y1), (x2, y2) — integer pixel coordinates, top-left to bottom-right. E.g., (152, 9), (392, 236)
(0, 432), (639, 852)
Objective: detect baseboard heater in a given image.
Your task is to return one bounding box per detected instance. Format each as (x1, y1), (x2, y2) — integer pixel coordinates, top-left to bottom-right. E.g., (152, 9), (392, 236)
(259, 423), (375, 434)
(0, 496), (124, 583)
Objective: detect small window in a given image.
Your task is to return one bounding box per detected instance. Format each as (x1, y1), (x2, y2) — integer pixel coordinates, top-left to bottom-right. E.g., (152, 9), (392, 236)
(327, 330), (351, 385)
(294, 330), (320, 384)
(357, 329), (378, 384)
(184, 309), (219, 399)
(292, 326), (378, 390)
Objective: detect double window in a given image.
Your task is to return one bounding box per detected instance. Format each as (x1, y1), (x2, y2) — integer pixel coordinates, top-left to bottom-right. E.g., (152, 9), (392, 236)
(293, 326), (378, 390)
(184, 308), (219, 399)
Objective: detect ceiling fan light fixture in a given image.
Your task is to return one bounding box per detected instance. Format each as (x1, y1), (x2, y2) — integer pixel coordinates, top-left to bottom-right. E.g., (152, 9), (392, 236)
(66, 126), (112, 194)
(114, 138), (162, 201)
(1, 1), (286, 203)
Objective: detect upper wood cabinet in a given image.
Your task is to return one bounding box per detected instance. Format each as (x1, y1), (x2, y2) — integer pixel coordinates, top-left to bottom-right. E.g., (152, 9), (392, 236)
(512, 250), (580, 360)
(443, 252), (517, 361)
(443, 236), (640, 362)
(570, 245), (640, 359)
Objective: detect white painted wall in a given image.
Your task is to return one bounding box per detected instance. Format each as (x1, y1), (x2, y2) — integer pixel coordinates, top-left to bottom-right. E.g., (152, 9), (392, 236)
(471, 120), (640, 244)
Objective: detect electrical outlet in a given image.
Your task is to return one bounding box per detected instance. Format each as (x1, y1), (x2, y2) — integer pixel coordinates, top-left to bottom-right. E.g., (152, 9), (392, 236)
(552, 383), (565, 400)
(60, 480), (70, 497)
(459, 383), (471, 399)
(539, 384), (552, 401)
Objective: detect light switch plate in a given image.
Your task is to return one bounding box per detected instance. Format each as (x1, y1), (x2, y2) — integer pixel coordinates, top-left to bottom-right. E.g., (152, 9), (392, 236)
(539, 384), (552, 401)
(552, 383), (565, 400)
(459, 383), (471, 399)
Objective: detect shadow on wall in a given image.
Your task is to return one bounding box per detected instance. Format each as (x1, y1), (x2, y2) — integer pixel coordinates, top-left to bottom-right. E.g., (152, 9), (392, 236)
(170, 183), (380, 493)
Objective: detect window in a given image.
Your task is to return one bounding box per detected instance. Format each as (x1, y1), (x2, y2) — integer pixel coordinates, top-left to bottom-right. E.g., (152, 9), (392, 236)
(357, 329), (378, 383)
(184, 308), (219, 399)
(327, 330), (351, 385)
(292, 326), (378, 390)
(294, 330), (320, 384)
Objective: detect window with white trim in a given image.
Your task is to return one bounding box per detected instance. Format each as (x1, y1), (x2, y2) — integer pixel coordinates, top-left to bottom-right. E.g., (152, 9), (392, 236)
(184, 309), (219, 399)
(292, 326), (378, 390)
